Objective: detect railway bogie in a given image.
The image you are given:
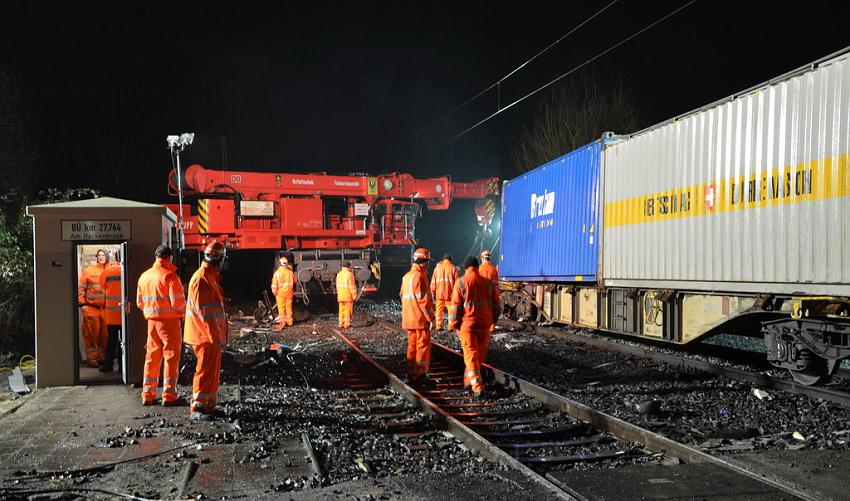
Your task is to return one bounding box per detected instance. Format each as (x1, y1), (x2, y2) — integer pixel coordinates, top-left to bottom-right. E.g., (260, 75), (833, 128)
(501, 283), (850, 385)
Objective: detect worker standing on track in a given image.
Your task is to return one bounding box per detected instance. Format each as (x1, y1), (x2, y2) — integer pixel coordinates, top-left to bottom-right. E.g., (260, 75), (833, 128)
(184, 241), (228, 420)
(401, 248), (436, 387)
(78, 249), (109, 367)
(271, 252), (297, 331)
(430, 253), (458, 331)
(98, 253), (123, 373)
(448, 256), (500, 399)
(336, 261), (358, 329)
(478, 249), (500, 335)
(137, 245), (186, 406)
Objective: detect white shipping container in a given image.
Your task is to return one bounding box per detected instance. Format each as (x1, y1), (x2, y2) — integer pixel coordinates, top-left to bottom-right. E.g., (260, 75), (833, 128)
(602, 50), (850, 296)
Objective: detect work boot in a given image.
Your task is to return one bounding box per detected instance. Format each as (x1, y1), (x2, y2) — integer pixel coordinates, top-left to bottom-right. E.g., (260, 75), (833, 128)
(162, 397), (188, 407)
(142, 399), (156, 406)
(472, 390), (488, 400)
(98, 364), (114, 373)
(414, 375), (436, 389)
(190, 411), (215, 422)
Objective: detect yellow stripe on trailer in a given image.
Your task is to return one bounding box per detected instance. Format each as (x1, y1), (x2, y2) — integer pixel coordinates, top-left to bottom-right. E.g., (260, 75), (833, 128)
(604, 152), (850, 228)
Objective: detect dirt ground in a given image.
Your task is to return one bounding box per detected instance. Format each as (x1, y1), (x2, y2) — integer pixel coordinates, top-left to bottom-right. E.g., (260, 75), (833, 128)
(0, 316), (554, 500)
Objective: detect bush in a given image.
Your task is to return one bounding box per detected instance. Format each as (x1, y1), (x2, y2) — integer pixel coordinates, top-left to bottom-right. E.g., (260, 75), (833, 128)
(0, 188), (99, 361)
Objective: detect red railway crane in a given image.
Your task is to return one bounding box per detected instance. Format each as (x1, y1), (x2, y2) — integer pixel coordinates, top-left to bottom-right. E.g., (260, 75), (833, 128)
(165, 164), (498, 297)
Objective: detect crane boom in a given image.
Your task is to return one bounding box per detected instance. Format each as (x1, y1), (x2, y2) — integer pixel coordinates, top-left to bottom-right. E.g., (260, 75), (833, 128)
(164, 164), (499, 297)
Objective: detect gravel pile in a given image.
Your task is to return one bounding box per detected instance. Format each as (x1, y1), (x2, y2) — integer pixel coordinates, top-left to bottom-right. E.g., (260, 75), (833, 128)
(423, 321), (850, 454)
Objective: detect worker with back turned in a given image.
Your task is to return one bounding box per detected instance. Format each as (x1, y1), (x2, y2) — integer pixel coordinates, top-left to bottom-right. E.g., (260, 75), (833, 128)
(448, 256), (500, 399)
(137, 245), (186, 405)
(430, 253), (458, 331)
(99, 252), (124, 373)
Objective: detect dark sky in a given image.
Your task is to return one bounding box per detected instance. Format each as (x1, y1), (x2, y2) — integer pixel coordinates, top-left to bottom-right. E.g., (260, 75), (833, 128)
(2, 1), (849, 202)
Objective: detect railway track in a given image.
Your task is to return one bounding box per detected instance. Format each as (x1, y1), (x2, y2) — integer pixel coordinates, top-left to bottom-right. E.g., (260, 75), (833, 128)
(531, 324), (850, 409)
(320, 315), (814, 501)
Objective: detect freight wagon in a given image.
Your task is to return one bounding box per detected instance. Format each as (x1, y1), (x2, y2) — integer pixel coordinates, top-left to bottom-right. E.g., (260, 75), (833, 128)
(499, 48), (850, 385)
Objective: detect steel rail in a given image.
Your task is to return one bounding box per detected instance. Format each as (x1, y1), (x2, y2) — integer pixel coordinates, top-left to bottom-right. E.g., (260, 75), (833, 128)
(534, 325), (850, 408)
(425, 338), (814, 501)
(366, 318), (811, 501)
(320, 321), (578, 501)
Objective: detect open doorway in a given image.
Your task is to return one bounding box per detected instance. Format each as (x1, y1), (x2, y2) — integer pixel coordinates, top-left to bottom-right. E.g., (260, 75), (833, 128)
(76, 243), (127, 384)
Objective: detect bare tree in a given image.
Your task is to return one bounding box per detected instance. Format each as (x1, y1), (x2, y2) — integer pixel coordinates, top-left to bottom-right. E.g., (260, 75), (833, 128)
(512, 71), (640, 175)
(0, 66), (38, 195)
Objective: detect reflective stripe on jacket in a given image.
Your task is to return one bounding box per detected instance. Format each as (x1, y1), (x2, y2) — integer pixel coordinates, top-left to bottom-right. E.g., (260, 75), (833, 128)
(271, 265), (297, 299)
(336, 268), (358, 302)
(136, 258), (186, 320)
(479, 261), (499, 283)
(78, 263), (106, 307)
(400, 264), (434, 330)
(430, 259), (458, 301)
(448, 267), (500, 331)
(99, 263), (123, 325)
(184, 262), (226, 346)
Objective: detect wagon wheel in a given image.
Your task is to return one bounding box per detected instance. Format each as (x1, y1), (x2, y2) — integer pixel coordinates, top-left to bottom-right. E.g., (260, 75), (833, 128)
(788, 349), (836, 386)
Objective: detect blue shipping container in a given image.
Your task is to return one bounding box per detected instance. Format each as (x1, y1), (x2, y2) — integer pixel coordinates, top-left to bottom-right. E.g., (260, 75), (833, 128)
(499, 141), (601, 282)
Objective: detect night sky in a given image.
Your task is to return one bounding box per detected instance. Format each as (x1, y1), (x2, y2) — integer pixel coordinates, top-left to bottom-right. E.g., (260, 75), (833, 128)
(2, 1), (850, 268)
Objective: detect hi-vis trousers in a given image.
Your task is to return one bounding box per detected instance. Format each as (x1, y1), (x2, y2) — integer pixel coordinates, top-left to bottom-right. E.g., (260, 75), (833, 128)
(458, 328), (491, 393)
(141, 318), (182, 403)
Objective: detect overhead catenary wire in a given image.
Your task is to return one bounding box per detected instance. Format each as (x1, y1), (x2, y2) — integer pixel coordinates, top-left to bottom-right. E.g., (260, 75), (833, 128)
(446, 0), (696, 145)
(401, 0), (619, 146)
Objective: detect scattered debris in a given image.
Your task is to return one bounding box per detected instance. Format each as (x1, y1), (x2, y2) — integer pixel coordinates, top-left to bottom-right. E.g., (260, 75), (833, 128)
(8, 367), (30, 395)
(636, 400), (662, 415)
(752, 388), (771, 400)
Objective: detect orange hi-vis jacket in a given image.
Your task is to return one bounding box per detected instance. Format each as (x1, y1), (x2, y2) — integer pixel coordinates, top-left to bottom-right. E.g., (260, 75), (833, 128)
(479, 260), (499, 283)
(136, 258), (186, 320)
(271, 265), (297, 299)
(336, 267), (357, 302)
(430, 259), (458, 301)
(448, 267), (501, 331)
(78, 263), (107, 308)
(99, 263), (123, 325)
(184, 262), (227, 347)
(400, 263), (435, 330)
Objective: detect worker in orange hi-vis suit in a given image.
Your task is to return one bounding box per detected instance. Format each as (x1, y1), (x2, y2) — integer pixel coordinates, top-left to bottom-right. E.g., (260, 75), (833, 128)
(478, 249), (500, 335)
(401, 248), (436, 386)
(137, 245), (186, 406)
(98, 254), (124, 373)
(336, 261), (358, 328)
(184, 241), (228, 421)
(448, 256), (500, 399)
(429, 253), (458, 331)
(78, 249), (109, 367)
(271, 252), (297, 331)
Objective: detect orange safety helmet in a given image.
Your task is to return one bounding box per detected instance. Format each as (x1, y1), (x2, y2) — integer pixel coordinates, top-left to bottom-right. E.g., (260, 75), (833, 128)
(203, 241), (227, 261)
(279, 256), (288, 264)
(413, 248), (431, 261)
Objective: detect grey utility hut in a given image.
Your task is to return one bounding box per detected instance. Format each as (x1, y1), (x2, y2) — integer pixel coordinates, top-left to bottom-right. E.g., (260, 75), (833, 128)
(27, 197), (177, 387)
